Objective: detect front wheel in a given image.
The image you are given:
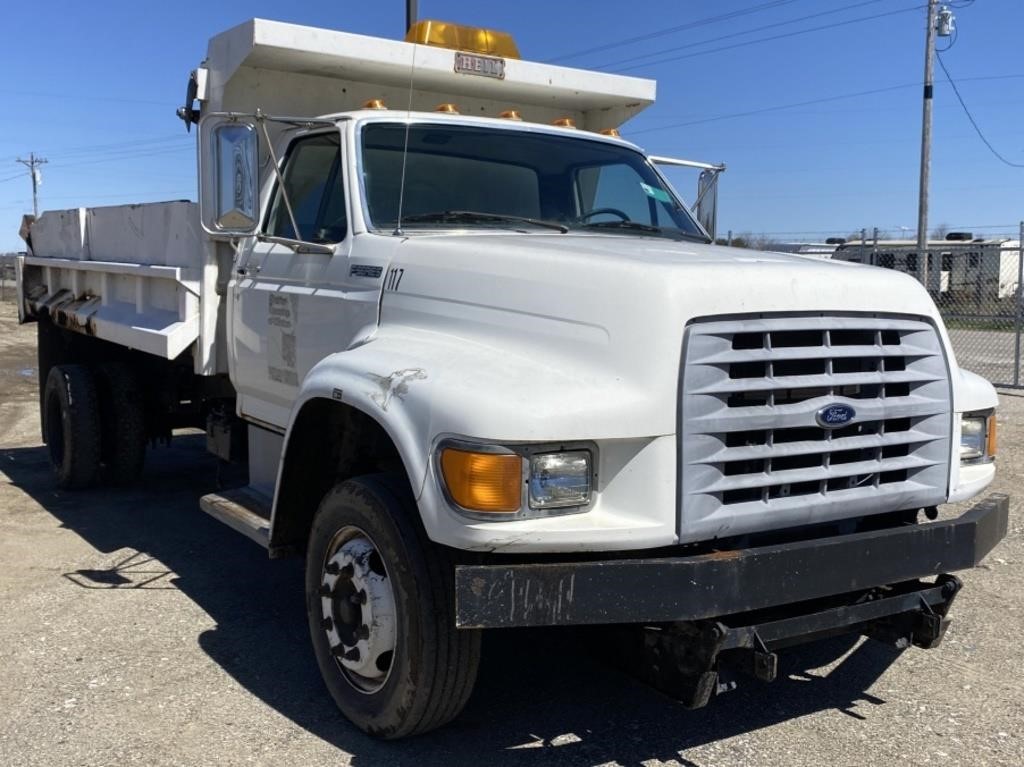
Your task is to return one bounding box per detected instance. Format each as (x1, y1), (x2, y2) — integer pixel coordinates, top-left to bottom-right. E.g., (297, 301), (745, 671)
(305, 474), (481, 738)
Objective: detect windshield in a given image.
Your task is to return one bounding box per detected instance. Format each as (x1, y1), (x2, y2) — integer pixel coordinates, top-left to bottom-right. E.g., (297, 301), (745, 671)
(360, 122), (707, 240)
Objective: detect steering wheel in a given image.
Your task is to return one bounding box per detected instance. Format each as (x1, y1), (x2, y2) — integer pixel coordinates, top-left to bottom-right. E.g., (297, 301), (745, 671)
(578, 207), (631, 222)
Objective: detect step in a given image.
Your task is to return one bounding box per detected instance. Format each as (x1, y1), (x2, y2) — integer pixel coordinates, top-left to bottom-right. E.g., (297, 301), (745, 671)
(199, 487), (272, 548)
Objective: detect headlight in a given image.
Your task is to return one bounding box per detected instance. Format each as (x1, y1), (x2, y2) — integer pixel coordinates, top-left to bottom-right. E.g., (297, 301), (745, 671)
(438, 443), (594, 516)
(528, 451), (592, 509)
(960, 411), (996, 464)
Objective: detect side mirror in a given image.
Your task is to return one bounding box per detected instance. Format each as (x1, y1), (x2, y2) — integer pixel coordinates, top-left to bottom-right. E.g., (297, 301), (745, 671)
(694, 169), (720, 241)
(649, 155), (725, 241)
(199, 116), (260, 236)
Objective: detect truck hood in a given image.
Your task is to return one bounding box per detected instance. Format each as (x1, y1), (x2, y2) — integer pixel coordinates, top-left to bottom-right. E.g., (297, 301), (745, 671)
(388, 230), (944, 326)
(378, 231), (955, 440)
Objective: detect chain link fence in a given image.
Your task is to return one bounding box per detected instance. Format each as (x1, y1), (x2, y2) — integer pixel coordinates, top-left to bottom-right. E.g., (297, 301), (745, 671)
(0, 253), (16, 303)
(833, 227), (1024, 389)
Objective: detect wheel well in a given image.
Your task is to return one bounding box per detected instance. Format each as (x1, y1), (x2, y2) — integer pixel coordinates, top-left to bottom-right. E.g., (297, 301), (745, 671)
(36, 317), (231, 443)
(271, 399), (404, 557)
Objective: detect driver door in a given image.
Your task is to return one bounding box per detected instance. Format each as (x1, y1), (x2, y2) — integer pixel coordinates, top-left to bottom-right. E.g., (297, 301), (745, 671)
(229, 130), (377, 428)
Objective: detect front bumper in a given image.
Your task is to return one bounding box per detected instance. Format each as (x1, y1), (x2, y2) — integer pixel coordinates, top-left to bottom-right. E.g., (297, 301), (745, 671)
(455, 494), (1009, 628)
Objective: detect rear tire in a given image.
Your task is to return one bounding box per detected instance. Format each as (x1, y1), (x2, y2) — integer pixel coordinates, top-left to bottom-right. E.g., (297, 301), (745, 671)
(305, 473), (481, 738)
(43, 365), (101, 490)
(95, 362), (147, 485)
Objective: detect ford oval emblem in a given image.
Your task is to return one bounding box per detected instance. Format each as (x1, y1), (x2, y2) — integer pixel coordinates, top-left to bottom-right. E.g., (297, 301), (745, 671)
(816, 403), (856, 429)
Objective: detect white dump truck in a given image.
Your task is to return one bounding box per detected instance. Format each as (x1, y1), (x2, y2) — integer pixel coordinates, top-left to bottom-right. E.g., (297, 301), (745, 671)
(16, 18), (1008, 738)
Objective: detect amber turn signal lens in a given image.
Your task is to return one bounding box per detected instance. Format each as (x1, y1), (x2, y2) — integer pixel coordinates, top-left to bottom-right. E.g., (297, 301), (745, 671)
(440, 448), (522, 513)
(987, 413), (998, 457)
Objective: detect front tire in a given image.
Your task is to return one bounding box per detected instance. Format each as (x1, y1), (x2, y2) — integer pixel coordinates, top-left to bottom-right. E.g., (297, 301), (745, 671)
(305, 474), (481, 738)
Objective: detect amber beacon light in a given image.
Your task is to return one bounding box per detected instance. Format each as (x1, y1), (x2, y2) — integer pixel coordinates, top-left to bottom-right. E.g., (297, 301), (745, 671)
(440, 448), (522, 513)
(405, 20), (521, 58)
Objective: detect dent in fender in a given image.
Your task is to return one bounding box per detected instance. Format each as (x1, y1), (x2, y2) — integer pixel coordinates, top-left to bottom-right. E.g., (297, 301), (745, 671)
(367, 368), (427, 411)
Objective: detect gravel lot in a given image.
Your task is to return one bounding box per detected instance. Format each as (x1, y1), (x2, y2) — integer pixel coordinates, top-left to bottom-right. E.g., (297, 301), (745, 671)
(1, 298), (1022, 767)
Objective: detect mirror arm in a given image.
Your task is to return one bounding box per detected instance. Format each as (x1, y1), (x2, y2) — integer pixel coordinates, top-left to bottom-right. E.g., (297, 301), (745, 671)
(257, 114), (303, 242)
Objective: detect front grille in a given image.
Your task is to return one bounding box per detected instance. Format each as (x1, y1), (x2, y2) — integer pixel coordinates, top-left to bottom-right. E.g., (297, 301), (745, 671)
(679, 314), (952, 542)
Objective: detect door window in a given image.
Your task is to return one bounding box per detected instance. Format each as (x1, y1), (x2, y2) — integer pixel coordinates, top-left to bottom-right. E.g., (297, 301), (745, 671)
(267, 133), (347, 243)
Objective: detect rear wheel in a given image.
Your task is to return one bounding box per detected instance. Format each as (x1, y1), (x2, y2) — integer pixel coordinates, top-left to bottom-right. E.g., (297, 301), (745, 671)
(95, 362), (147, 485)
(43, 365), (101, 489)
(305, 473), (481, 738)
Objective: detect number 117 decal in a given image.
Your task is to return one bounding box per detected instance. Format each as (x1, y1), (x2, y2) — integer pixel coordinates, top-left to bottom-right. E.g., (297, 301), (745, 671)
(385, 267), (405, 292)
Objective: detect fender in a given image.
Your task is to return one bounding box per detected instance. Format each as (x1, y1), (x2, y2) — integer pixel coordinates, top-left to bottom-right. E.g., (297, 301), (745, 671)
(947, 367), (998, 503)
(269, 324), (673, 548)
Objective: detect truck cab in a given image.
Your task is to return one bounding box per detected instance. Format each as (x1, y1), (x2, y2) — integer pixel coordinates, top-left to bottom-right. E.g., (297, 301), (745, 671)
(17, 18), (1008, 739)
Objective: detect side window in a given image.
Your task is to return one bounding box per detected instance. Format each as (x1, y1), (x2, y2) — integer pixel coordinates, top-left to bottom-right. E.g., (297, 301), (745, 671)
(267, 133), (347, 243)
(576, 163), (658, 224)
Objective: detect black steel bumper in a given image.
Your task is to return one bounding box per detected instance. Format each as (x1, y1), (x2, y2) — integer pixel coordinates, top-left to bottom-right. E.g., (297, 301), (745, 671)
(455, 494), (1009, 629)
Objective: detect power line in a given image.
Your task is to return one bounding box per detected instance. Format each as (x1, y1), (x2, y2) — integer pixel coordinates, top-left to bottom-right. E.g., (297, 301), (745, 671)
(545, 0), (801, 63)
(612, 4), (925, 73)
(48, 144), (194, 170)
(0, 88), (170, 107)
(626, 73), (1024, 136)
(594, 0), (887, 71)
(4, 135), (190, 165)
(628, 82), (912, 135)
(936, 54), (1024, 168)
(47, 135), (191, 160)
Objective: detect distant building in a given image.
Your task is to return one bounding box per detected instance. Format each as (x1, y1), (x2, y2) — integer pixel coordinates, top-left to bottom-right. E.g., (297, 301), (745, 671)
(832, 234), (1021, 300)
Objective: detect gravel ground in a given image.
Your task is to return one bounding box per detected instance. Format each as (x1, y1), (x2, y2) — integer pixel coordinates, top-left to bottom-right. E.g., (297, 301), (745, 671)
(0, 298), (1021, 767)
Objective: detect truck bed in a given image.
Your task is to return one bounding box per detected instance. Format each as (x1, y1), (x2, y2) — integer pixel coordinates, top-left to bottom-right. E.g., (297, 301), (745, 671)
(18, 201), (218, 371)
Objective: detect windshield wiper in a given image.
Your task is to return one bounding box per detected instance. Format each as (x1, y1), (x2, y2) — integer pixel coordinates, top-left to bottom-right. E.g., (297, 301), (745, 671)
(577, 220), (711, 243)
(400, 210), (568, 233)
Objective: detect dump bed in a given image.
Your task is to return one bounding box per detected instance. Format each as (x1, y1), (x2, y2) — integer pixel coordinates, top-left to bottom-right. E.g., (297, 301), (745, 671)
(18, 201), (215, 369)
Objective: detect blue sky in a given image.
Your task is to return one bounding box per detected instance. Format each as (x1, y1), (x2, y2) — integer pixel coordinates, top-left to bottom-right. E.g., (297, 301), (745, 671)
(1, 0), (1021, 251)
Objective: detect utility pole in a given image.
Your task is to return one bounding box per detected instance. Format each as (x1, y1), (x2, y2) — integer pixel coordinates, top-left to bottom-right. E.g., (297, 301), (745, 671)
(915, 0), (939, 291)
(406, 0), (418, 33)
(16, 152), (48, 217)
(916, 2), (954, 291)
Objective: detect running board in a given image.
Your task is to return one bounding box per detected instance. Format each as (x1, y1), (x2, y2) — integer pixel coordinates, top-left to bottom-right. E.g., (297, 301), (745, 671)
(199, 487), (272, 549)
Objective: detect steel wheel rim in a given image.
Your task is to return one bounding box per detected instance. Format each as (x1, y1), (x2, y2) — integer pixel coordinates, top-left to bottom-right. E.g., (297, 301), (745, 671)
(320, 525), (397, 694)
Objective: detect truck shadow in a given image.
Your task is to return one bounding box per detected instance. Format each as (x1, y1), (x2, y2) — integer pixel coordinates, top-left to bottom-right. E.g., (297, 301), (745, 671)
(2, 436), (903, 767)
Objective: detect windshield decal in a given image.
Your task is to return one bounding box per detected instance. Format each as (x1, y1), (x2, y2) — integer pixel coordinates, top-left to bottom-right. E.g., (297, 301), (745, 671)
(640, 182), (672, 203)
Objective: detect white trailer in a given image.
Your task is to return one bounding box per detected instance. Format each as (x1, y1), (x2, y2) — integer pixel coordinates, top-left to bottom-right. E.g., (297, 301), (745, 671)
(17, 18), (1007, 739)
(832, 236), (1021, 300)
